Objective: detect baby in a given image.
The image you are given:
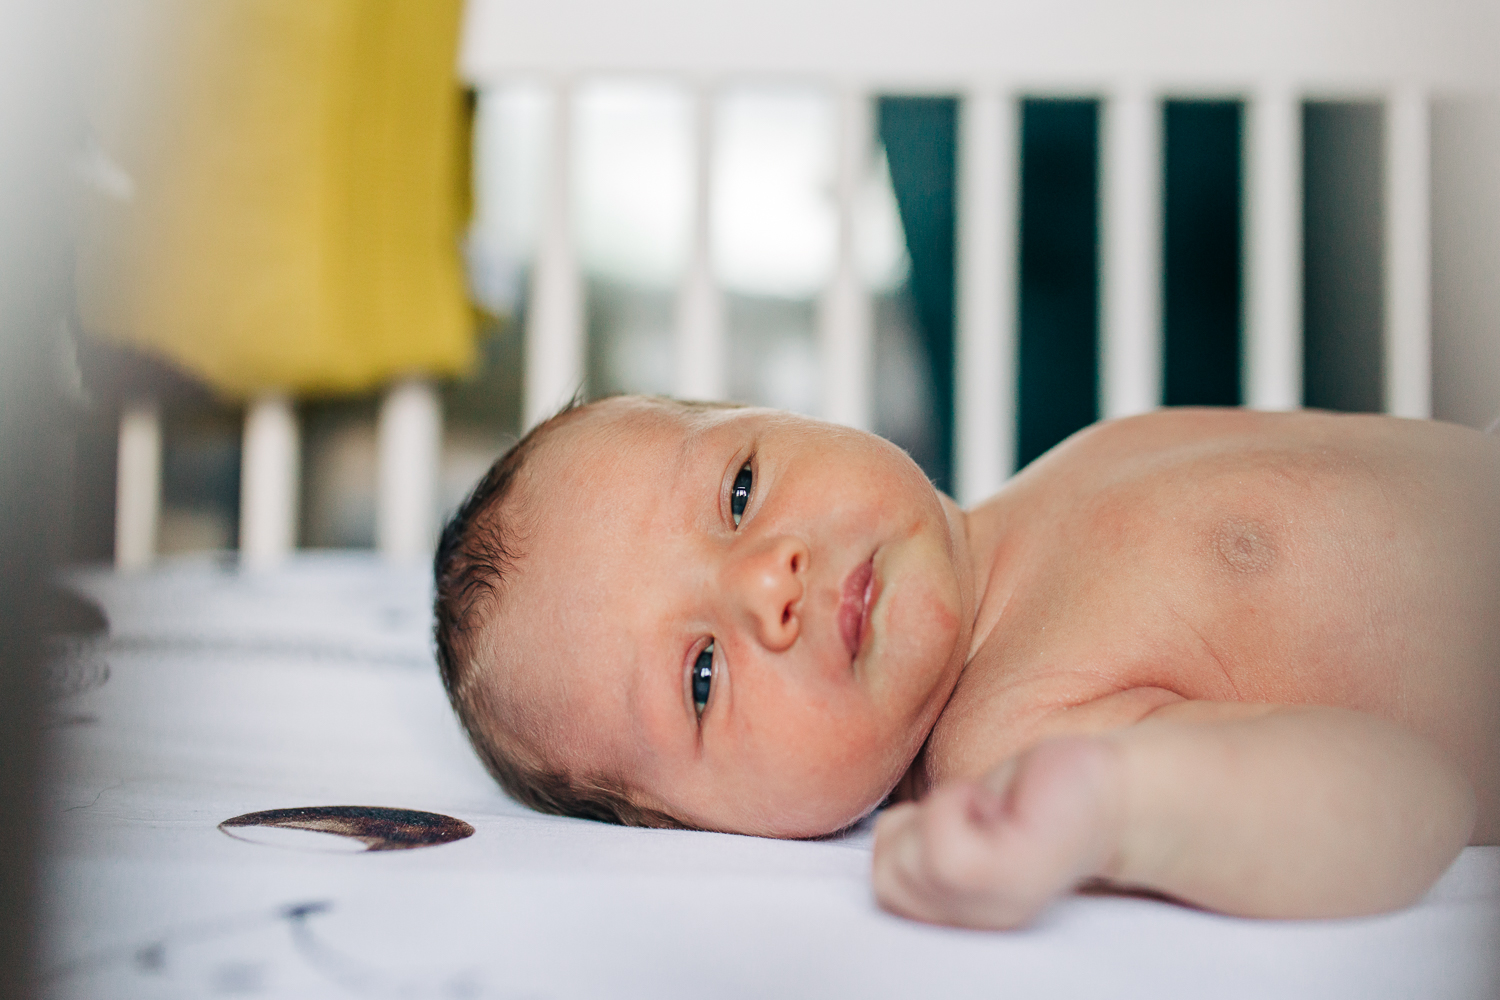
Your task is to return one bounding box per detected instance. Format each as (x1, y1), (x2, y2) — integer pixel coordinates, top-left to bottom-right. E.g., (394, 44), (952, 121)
(433, 395), (1500, 929)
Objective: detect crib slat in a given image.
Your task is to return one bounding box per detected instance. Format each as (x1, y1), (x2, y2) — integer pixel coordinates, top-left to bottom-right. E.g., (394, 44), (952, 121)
(820, 87), (873, 431)
(955, 89), (1018, 504)
(1101, 85), (1163, 420)
(524, 83), (585, 430)
(114, 399), (161, 571)
(1244, 87), (1303, 411)
(239, 393), (299, 570)
(676, 85), (726, 402)
(1385, 88), (1431, 419)
(376, 379), (442, 563)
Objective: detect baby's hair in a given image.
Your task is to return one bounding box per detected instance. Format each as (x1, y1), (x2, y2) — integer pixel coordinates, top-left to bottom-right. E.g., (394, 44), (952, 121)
(433, 395), (741, 829)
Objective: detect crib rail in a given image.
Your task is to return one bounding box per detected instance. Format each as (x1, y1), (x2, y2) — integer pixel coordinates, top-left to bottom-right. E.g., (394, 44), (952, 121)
(112, 0), (1498, 568)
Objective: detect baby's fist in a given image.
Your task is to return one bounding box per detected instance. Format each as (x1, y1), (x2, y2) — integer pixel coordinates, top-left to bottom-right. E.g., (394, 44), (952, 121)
(871, 736), (1124, 929)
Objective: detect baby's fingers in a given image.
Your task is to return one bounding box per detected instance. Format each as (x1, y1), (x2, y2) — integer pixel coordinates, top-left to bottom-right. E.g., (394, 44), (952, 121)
(873, 780), (1048, 929)
(871, 737), (1125, 930)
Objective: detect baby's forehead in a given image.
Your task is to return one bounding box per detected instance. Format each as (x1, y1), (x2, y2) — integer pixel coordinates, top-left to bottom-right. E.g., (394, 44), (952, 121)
(499, 396), (747, 604)
(524, 398), (737, 493)
(505, 397), (709, 581)
(573, 395), (740, 439)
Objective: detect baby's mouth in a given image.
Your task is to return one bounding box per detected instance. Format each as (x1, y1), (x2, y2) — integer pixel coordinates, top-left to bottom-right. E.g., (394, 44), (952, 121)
(838, 557), (876, 660)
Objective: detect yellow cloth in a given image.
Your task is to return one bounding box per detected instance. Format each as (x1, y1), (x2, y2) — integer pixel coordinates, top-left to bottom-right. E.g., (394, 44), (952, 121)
(77, 0), (474, 398)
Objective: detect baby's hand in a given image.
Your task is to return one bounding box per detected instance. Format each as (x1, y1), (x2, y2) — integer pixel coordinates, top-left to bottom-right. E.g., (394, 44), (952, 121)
(871, 736), (1125, 929)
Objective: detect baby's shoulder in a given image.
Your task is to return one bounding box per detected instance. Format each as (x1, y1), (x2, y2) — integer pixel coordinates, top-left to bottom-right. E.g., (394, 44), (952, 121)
(992, 408), (1497, 561)
(924, 635), (1186, 785)
(1030, 406), (1498, 483)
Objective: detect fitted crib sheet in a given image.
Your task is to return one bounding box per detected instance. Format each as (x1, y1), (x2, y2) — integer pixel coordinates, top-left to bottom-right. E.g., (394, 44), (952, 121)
(39, 553), (1500, 999)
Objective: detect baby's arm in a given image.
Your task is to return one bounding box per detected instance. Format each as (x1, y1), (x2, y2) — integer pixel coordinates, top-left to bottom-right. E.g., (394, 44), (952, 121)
(872, 702), (1475, 929)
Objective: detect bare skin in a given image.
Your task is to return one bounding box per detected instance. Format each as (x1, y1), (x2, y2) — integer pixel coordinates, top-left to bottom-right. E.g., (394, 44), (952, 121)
(875, 407), (1498, 926)
(482, 399), (1498, 928)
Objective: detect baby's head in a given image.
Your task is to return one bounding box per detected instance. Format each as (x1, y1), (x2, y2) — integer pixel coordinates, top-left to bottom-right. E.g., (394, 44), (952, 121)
(434, 395), (975, 837)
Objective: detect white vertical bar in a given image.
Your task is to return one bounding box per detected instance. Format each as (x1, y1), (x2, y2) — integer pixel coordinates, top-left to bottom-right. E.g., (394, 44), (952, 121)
(239, 393), (299, 570)
(1244, 87), (1303, 411)
(819, 86), (873, 430)
(376, 378), (442, 563)
(676, 85), (725, 401)
(955, 88), (1019, 504)
(114, 399), (160, 571)
(524, 82), (585, 430)
(1385, 88), (1431, 419)
(1101, 85), (1163, 420)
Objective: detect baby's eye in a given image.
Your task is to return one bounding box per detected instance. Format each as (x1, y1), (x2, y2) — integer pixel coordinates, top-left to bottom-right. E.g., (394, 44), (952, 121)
(692, 641), (714, 718)
(731, 464), (752, 527)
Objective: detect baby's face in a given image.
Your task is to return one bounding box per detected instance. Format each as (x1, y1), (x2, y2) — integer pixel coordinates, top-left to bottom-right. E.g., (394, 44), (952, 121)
(489, 398), (975, 837)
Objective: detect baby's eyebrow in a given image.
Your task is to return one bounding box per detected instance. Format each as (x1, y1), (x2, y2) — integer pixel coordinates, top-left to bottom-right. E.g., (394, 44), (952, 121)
(620, 637), (698, 765)
(662, 423), (706, 507)
(622, 643), (649, 735)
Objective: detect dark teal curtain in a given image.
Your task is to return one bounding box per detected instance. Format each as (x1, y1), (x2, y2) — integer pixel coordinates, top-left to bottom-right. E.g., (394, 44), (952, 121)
(1017, 100), (1099, 469)
(881, 96), (1252, 482)
(878, 97), (957, 493)
(1164, 101), (1242, 407)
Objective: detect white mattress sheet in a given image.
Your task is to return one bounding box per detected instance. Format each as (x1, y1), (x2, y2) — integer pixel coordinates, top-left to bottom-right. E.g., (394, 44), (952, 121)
(40, 553), (1500, 999)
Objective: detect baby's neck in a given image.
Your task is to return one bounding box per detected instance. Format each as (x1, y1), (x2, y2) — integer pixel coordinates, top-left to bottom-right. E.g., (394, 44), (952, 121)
(959, 489), (1029, 665)
(881, 489), (1027, 809)
(889, 747), (932, 803)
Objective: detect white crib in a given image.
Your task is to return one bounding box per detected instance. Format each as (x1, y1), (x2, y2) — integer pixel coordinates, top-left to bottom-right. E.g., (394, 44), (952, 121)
(112, 0), (1498, 565)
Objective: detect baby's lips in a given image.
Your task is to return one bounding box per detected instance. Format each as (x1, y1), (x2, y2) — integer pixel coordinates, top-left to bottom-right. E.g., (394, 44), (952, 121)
(838, 557), (875, 659)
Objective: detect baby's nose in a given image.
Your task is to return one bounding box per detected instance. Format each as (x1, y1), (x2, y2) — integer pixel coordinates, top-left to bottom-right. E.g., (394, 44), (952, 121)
(725, 535), (808, 652)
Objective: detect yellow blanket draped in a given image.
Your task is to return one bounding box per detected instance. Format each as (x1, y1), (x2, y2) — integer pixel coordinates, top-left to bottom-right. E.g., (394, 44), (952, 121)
(77, 0), (474, 398)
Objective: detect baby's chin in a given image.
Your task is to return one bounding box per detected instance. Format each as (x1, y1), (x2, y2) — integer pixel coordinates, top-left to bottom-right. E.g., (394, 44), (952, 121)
(726, 805), (876, 840)
(748, 728), (940, 839)
(708, 769), (902, 840)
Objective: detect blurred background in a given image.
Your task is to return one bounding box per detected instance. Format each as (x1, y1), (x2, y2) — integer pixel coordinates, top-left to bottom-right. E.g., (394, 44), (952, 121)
(3, 0), (1499, 988)
(46, 4), (1500, 570)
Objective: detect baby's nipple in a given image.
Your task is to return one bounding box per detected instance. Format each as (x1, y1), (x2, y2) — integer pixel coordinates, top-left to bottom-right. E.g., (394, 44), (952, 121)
(1214, 519), (1276, 575)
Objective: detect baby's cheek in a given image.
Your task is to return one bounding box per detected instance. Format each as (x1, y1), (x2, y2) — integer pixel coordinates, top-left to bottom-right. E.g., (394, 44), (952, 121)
(738, 726), (893, 836)
(879, 552), (963, 674)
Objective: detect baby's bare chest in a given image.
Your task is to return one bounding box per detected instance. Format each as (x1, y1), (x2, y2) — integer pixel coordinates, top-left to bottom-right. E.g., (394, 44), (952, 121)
(928, 415), (1500, 785)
